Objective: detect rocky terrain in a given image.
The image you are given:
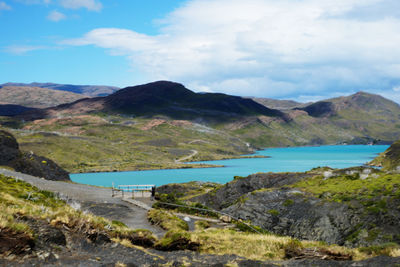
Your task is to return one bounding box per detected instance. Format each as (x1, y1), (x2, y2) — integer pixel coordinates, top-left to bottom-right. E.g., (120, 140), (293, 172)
(187, 167), (400, 248)
(0, 130), (69, 181)
(191, 172), (313, 210)
(1, 169), (399, 266)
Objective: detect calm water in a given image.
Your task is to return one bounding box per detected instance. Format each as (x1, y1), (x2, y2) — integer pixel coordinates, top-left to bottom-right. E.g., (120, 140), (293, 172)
(71, 145), (389, 187)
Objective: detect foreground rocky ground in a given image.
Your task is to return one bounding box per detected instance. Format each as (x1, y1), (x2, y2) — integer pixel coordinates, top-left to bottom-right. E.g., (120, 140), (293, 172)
(1, 168), (399, 266)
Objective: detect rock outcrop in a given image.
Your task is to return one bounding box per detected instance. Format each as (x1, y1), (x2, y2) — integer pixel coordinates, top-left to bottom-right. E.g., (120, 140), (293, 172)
(223, 188), (400, 247)
(191, 172), (312, 209)
(0, 130), (70, 181)
(191, 168), (400, 247)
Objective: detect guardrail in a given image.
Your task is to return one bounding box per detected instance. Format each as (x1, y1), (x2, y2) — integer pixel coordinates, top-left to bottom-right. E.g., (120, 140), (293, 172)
(112, 184), (156, 198)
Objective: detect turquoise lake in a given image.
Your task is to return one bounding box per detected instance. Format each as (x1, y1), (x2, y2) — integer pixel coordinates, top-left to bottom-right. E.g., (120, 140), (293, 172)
(71, 145), (389, 187)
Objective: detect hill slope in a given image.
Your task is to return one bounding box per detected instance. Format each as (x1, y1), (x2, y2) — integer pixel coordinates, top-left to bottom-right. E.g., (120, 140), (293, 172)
(1, 82), (119, 97)
(371, 140), (400, 171)
(0, 104), (36, 116)
(0, 86), (86, 108)
(252, 97), (307, 110)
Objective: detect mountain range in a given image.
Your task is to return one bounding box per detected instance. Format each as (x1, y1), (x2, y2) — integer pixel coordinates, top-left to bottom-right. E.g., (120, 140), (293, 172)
(1, 82), (119, 97)
(1, 80), (400, 172)
(4, 81), (400, 146)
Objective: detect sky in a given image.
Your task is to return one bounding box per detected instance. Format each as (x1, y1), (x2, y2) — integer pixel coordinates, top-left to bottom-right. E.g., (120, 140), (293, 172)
(1, 0), (400, 103)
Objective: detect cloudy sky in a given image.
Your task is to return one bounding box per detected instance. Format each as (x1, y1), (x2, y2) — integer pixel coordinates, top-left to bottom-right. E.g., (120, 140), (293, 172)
(1, 0), (400, 103)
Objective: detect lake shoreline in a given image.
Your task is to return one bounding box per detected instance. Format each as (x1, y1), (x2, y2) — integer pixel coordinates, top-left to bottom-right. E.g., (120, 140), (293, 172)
(69, 155), (271, 174)
(71, 145), (389, 187)
(70, 144), (385, 174)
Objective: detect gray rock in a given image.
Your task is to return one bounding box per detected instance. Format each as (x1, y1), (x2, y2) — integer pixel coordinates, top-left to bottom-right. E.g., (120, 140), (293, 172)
(0, 130), (70, 181)
(192, 172), (312, 209)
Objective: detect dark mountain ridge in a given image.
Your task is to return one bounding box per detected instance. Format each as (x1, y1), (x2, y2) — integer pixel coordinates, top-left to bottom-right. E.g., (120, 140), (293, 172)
(23, 81), (288, 122)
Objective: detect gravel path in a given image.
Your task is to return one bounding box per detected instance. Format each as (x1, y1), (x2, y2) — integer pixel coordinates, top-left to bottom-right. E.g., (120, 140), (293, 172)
(175, 149), (198, 163)
(0, 169), (165, 237)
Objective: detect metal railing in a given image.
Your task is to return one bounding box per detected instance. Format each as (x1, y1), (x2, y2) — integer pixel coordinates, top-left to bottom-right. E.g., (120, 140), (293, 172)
(112, 184), (155, 198)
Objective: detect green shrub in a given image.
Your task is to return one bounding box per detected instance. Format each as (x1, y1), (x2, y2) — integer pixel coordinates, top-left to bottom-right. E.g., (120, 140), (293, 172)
(268, 209), (280, 216)
(283, 199), (294, 206)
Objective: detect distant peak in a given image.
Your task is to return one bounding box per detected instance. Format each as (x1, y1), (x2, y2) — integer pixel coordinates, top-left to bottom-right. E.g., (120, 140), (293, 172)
(354, 91), (369, 96)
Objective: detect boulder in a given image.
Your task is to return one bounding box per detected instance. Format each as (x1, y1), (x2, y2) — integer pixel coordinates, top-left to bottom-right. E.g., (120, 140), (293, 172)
(0, 130), (70, 181)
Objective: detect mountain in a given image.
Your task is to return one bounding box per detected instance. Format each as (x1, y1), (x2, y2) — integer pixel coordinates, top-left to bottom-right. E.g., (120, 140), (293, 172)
(225, 91), (400, 147)
(371, 140), (400, 171)
(24, 81), (288, 122)
(1, 82), (119, 97)
(252, 97), (307, 110)
(297, 91), (400, 118)
(0, 86), (86, 108)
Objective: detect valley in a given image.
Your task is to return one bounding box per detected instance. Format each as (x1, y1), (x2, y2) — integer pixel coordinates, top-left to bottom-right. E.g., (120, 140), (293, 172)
(0, 81), (399, 173)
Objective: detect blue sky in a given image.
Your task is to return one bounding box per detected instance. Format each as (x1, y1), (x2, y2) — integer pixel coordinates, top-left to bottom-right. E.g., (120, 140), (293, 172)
(1, 0), (400, 103)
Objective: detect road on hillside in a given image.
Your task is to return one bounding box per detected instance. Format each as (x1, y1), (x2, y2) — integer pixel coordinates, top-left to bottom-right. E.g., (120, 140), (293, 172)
(175, 149), (198, 163)
(0, 169), (165, 237)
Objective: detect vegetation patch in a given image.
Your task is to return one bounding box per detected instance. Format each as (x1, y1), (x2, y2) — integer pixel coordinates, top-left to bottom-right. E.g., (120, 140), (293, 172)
(153, 193), (219, 218)
(190, 228), (365, 261)
(147, 209), (188, 231)
(291, 171), (400, 204)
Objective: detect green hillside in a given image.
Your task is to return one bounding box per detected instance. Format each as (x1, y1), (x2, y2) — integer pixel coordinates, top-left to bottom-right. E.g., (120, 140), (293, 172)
(371, 140), (400, 171)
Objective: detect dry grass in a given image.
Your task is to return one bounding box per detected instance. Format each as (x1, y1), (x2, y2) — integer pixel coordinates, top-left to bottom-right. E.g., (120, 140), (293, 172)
(0, 174), (154, 243)
(389, 248), (400, 257)
(190, 228), (371, 261)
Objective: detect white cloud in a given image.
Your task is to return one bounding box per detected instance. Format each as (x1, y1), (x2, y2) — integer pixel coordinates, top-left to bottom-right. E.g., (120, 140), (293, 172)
(59, 0), (102, 11)
(5, 45), (45, 55)
(63, 0), (400, 100)
(393, 86), (400, 92)
(0, 1), (11, 10)
(47, 10), (66, 21)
